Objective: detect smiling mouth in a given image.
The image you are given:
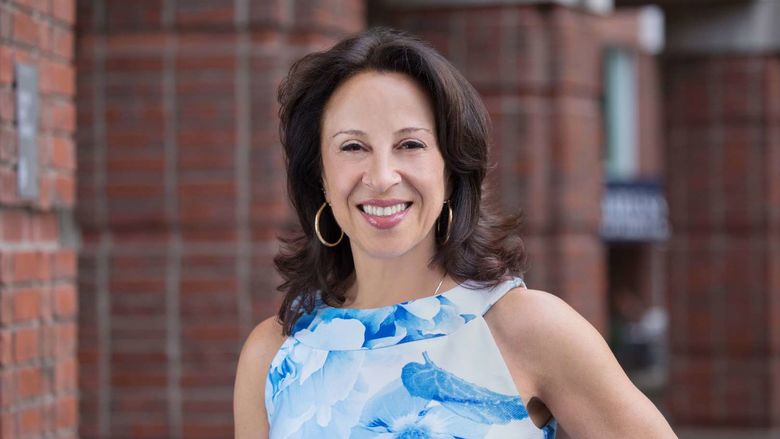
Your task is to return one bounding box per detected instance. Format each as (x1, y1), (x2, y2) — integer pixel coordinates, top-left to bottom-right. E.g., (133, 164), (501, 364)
(357, 202), (413, 217)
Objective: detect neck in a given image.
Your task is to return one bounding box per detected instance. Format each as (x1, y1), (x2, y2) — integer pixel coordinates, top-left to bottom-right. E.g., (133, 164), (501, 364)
(343, 233), (452, 309)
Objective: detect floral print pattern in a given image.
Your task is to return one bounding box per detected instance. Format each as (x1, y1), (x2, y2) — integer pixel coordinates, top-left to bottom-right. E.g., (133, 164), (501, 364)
(266, 277), (557, 438)
(292, 294), (476, 350)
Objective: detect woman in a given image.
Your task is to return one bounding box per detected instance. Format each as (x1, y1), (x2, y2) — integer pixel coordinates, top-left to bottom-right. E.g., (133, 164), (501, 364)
(234, 27), (677, 438)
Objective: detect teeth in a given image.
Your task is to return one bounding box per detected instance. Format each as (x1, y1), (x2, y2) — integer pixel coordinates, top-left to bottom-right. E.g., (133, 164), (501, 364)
(361, 203), (409, 217)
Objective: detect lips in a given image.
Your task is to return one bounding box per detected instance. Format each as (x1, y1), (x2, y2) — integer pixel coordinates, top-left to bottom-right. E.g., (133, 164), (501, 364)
(357, 201), (412, 230)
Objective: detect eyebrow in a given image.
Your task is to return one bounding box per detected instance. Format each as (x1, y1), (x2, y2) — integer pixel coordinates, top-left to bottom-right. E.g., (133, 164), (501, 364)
(331, 127), (432, 138)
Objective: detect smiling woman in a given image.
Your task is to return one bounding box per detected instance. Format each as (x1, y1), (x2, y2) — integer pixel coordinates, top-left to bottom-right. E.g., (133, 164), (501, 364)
(233, 27), (678, 439)
(320, 70), (449, 277)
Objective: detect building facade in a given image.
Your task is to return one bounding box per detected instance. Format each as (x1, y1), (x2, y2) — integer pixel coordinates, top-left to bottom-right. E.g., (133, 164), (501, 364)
(0, 0), (778, 438)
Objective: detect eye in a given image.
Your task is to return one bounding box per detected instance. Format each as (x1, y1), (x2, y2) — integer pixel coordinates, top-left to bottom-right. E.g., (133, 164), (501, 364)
(340, 142), (364, 152)
(400, 140), (425, 150)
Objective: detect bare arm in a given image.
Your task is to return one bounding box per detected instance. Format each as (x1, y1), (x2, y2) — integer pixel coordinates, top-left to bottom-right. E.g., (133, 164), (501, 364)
(490, 288), (677, 438)
(234, 316), (287, 439)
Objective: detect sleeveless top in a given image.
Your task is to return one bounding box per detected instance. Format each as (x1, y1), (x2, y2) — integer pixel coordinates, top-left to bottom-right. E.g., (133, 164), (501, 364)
(265, 276), (558, 438)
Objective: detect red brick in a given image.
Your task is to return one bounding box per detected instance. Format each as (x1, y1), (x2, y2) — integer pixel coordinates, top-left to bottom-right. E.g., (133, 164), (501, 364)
(0, 412), (13, 439)
(16, 366), (43, 399)
(41, 324), (55, 358)
(175, 1), (234, 27)
(11, 43), (34, 65)
(0, 331), (12, 367)
(112, 370), (167, 388)
(53, 173), (74, 207)
(176, 52), (236, 71)
(50, 135), (74, 171)
(53, 284), (76, 317)
(14, 327), (39, 362)
(105, 181), (165, 198)
(52, 249), (75, 279)
(37, 12), (50, 53)
(181, 423), (234, 439)
(0, 0), (76, 434)
(0, 126), (14, 164)
(38, 98), (74, 134)
(182, 323), (240, 341)
(40, 59), (75, 97)
(0, 87), (14, 123)
(105, 0), (163, 30)
(37, 173), (51, 210)
(51, 0), (75, 25)
(18, 405), (42, 436)
(0, 45), (12, 85)
(0, 208), (26, 242)
(0, 165), (19, 207)
(13, 251), (49, 283)
(35, 211), (58, 242)
(55, 322), (75, 356)
(12, 9), (38, 47)
(106, 155), (164, 173)
(54, 356), (75, 392)
(767, 59), (780, 123)
(177, 181), (235, 199)
(56, 394), (77, 430)
(0, 288), (10, 325)
(51, 25), (74, 59)
(768, 126), (780, 223)
(13, 287), (42, 322)
(12, 0), (45, 13)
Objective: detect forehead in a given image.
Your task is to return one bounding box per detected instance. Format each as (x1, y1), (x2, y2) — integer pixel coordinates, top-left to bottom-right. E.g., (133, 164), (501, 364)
(321, 71), (435, 134)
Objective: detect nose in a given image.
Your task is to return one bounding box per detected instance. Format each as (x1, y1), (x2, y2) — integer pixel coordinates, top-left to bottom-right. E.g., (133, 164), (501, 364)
(362, 150), (401, 193)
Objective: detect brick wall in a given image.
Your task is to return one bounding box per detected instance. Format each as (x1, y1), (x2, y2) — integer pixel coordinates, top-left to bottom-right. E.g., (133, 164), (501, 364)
(663, 55), (780, 428)
(75, 0), (363, 437)
(0, 0), (78, 438)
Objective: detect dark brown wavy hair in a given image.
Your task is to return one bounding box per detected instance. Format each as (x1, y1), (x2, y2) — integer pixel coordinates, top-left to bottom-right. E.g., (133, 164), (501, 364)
(273, 26), (527, 335)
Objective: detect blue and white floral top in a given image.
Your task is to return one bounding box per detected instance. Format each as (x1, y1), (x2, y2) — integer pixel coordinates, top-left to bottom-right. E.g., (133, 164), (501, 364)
(265, 276), (557, 438)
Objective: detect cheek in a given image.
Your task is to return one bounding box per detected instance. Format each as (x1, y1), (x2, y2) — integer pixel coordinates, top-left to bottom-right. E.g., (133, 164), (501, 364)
(415, 158), (447, 196)
(321, 153), (348, 195)
(327, 167), (361, 212)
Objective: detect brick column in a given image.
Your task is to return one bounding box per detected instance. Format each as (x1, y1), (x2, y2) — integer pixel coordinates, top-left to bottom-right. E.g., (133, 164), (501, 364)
(374, 0), (608, 331)
(75, 0), (363, 437)
(665, 52), (780, 434)
(0, 0), (78, 438)
(660, 0), (780, 434)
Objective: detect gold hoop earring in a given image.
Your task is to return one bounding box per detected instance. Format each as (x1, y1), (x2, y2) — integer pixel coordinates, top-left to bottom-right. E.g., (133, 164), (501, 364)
(437, 200), (453, 245)
(315, 202), (344, 247)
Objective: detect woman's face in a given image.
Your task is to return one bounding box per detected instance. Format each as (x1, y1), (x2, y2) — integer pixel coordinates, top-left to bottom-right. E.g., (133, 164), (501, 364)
(320, 70), (448, 260)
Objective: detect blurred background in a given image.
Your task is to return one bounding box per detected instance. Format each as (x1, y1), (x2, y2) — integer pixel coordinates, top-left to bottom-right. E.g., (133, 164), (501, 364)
(0, 0), (778, 438)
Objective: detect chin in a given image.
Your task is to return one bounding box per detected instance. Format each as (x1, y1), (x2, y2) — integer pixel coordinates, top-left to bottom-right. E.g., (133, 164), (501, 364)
(356, 239), (416, 260)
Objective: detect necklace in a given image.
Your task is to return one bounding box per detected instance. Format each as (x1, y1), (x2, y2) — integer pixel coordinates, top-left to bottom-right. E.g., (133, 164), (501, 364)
(433, 272), (448, 296)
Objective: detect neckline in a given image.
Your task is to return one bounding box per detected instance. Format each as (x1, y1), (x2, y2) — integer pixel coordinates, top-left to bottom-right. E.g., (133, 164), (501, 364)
(292, 280), (484, 351)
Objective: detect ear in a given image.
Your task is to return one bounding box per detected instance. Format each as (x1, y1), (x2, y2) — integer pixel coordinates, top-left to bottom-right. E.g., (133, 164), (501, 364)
(445, 174), (455, 201)
(321, 179), (329, 203)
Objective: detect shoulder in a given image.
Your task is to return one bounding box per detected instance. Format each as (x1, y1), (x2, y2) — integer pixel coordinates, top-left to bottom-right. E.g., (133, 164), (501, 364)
(486, 286), (677, 437)
(239, 315), (288, 363)
(487, 285), (596, 356)
(484, 286), (582, 397)
(485, 285), (620, 398)
(234, 315), (288, 438)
